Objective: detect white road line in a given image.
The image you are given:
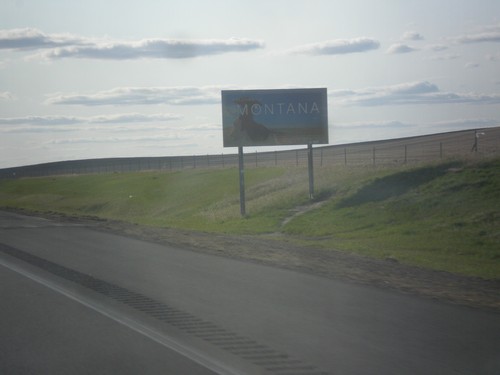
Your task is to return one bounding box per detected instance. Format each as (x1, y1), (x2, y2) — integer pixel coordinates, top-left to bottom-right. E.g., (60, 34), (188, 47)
(0, 256), (238, 375)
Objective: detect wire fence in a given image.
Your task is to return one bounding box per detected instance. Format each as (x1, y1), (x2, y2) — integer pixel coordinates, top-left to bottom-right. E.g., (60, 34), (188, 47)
(1, 127), (499, 179)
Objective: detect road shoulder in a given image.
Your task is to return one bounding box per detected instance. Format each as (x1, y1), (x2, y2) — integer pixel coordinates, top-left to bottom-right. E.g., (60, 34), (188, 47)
(3, 207), (500, 312)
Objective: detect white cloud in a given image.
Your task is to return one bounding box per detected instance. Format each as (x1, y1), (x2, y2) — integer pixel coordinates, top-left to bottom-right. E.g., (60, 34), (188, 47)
(0, 113), (180, 126)
(47, 81), (500, 110)
(427, 44), (449, 52)
(89, 113), (181, 123)
(335, 120), (412, 129)
(183, 123), (220, 132)
(0, 125), (76, 134)
(0, 115), (81, 126)
(454, 24), (500, 44)
(426, 118), (499, 129)
(401, 31), (424, 41)
(47, 133), (188, 145)
(425, 53), (460, 61)
(0, 91), (16, 100)
(385, 31), (423, 55)
(0, 28), (86, 50)
(456, 32), (500, 44)
(485, 52), (500, 61)
(330, 80), (500, 106)
(41, 38), (265, 60)
(465, 62), (480, 69)
(0, 28), (264, 59)
(46, 86), (224, 106)
(387, 43), (418, 54)
(287, 37), (380, 56)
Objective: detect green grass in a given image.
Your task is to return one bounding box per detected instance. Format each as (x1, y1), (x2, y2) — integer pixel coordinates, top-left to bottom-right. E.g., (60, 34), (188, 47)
(1, 158), (499, 279)
(284, 158), (500, 279)
(0, 167), (306, 233)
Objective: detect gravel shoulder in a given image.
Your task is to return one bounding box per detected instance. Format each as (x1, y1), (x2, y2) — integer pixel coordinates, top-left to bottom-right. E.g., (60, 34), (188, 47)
(5, 208), (500, 313)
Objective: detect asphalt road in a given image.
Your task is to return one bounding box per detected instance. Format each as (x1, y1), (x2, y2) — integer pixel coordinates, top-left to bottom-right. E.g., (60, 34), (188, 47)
(0, 263), (219, 375)
(1, 210), (500, 374)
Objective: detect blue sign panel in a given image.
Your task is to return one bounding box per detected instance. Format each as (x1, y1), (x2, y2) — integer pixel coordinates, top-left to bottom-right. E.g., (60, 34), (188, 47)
(222, 88), (328, 147)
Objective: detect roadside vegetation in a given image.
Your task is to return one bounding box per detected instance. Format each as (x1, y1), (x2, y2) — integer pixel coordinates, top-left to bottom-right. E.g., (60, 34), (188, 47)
(1, 157), (499, 279)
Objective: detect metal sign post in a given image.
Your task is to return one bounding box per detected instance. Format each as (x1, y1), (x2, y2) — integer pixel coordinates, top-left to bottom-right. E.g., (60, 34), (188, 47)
(221, 88), (329, 215)
(307, 144), (314, 200)
(238, 146), (246, 216)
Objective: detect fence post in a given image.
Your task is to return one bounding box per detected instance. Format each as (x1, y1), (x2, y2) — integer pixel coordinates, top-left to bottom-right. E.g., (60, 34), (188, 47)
(404, 145), (407, 164)
(373, 147), (376, 167)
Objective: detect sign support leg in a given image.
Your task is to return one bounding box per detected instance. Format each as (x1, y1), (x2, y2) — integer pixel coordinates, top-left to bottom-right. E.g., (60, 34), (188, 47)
(308, 144), (314, 200)
(238, 146), (246, 216)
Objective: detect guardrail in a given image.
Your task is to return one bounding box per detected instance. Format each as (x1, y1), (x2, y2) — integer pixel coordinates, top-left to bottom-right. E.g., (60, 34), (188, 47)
(1, 127), (499, 179)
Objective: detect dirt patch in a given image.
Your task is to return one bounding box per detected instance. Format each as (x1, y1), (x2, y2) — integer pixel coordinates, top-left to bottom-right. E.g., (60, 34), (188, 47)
(281, 200), (329, 227)
(5, 207), (500, 313)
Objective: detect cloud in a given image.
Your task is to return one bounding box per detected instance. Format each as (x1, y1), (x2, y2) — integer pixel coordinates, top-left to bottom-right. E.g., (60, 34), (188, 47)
(486, 52), (500, 61)
(0, 115), (81, 126)
(183, 123), (220, 132)
(456, 32), (500, 44)
(0, 28), (264, 59)
(47, 133), (188, 145)
(330, 80), (500, 106)
(386, 43), (418, 54)
(454, 24), (500, 44)
(0, 28), (85, 50)
(426, 118), (499, 129)
(287, 37), (380, 56)
(385, 31), (423, 54)
(465, 62), (480, 69)
(47, 86), (223, 106)
(0, 91), (16, 100)
(401, 31), (424, 41)
(425, 53), (460, 61)
(0, 113), (180, 126)
(65, 82), (491, 110)
(89, 113), (181, 123)
(427, 44), (449, 52)
(335, 120), (412, 129)
(41, 38), (264, 60)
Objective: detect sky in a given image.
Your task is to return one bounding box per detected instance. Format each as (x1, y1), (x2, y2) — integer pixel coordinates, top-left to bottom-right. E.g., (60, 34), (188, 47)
(1, 0), (500, 168)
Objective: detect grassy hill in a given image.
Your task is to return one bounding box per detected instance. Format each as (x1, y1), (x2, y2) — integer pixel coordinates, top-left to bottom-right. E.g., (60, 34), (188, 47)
(1, 157), (499, 279)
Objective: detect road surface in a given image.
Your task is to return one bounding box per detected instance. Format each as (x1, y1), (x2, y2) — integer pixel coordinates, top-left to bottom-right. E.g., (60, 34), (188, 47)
(1, 210), (499, 374)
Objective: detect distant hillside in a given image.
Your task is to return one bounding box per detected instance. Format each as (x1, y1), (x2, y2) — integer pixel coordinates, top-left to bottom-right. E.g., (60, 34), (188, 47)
(1, 126), (499, 178)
